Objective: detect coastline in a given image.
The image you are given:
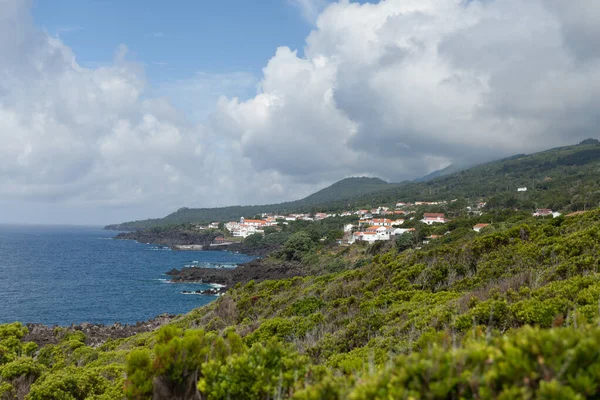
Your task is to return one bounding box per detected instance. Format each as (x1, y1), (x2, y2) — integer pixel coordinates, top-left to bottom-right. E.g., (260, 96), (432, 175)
(112, 229), (294, 293)
(22, 313), (175, 348)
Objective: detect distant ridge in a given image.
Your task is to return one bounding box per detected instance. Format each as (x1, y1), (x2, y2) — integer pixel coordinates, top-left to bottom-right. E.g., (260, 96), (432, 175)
(414, 163), (473, 182)
(105, 177), (399, 230)
(298, 177), (390, 204)
(106, 140), (600, 230)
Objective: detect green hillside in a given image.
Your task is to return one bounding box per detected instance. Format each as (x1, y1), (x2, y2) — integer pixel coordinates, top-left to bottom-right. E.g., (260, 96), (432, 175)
(8, 209), (600, 398)
(297, 177), (392, 204)
(106, 140), (600, 230)
(351, 140), (600, 211)
(413, 162), (473, 182)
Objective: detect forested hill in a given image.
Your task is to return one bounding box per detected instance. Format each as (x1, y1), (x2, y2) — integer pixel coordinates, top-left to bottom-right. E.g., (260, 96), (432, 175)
(104, 177), (401, 230)
(106, 140), (600, 229)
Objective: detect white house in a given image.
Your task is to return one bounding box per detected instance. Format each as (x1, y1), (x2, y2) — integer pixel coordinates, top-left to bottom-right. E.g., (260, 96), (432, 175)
(533, 209), (562, 218)
(232, 225), (264, 238)
(393, 228), (415, 236)
(371, 218), (396, 227)
(421, 213), (448, 225)
(517, 187), (528, 192)
(352, 226), (391, 243)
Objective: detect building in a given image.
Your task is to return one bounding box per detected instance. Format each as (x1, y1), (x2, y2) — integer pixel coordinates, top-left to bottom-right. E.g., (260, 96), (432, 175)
(393, 228), (415, 236)
(421, 213), (448, 225)
(517, 187), (528, 192)
(473, 223), (490, 232)
(423, 235), (443, 244)
(532, 209), (562, 218)
(231, 225), (264, 238)
(371, 218), (396, 227)
(240, 217), (267, 227)
(533, 209), (553, 217)
(359, 217), (373, 227)
(352, 227), (390, 243)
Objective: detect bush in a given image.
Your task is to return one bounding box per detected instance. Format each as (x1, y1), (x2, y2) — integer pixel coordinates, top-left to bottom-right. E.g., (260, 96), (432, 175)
(282, 232), (315, 261)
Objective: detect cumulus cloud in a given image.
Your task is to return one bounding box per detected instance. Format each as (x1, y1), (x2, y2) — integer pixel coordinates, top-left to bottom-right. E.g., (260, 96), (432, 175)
(215, 0), (600, 184)
(2, 0), (600, 223)
(0, 0), (247, 222)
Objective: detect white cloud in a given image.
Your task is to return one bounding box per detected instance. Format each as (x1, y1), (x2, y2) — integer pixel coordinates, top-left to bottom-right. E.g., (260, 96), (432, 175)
(215, 0), (600, 184)
(1, 0), (600, 224)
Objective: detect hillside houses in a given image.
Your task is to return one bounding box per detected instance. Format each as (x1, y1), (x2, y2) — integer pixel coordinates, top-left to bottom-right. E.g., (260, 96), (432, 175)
(358, 217), (403, 227)
(219, 196), (524, 242)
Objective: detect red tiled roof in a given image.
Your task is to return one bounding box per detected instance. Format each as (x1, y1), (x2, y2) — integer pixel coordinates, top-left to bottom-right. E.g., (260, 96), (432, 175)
(423, 213), (445, 218)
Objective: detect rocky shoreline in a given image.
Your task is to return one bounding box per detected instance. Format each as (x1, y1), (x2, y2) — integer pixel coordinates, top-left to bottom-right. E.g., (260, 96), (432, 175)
(166, 259), (305, 289)
(113, 229), (278, 257)
(23, 313), (175, 348)
(114, 229), (222, 248)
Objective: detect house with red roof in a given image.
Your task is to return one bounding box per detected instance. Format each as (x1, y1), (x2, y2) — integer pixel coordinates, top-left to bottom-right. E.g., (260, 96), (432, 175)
(473, 223), (490, 232)
(420, 213), (448, 225)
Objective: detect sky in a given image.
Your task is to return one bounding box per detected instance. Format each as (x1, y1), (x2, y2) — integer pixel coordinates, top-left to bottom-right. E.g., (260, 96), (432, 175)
(0, 0), (599, 225)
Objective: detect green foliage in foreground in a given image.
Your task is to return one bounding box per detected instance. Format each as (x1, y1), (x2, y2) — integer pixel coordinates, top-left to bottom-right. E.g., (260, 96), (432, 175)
(7, 209), (600, 398)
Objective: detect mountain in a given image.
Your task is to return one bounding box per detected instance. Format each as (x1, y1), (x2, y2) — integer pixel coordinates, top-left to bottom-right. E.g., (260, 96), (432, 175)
(106, 139), (600, 230)
(358, 139), (600, 210)
(413, 163), (473, 182)
(296, 177), (392, 204)
(105, 177), (400, 230)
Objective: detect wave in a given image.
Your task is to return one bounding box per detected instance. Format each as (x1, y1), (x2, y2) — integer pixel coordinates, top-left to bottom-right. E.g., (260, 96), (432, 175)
(207, 283), (226, 289)
(148, 247), (171, 251)
(180, 291), (220, 296)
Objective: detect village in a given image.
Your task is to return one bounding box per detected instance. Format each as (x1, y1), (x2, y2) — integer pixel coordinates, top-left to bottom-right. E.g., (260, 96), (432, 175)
(196, 186), (573, 246)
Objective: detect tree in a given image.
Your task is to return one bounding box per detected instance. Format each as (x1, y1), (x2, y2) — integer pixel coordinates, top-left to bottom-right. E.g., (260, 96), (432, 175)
(395, 233), (413, 252)
(282, 232), (315, 261)
(244, 233), (263, 247)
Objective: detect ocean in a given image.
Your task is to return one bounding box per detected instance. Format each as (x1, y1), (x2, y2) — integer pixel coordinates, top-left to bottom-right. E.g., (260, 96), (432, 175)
(0, 225), (254, 326)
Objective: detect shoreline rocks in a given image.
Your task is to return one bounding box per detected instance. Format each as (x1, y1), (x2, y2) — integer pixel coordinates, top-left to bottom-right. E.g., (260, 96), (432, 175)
(166, 259), (305, 289)
(22, 313), (175, 348)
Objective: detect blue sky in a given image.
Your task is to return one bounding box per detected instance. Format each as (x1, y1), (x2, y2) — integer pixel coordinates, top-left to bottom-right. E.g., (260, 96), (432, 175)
(32, 0), (315, 113)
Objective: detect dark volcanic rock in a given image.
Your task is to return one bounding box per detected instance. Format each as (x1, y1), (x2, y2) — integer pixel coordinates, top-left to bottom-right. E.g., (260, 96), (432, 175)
(167, 259), (304, 288)
(23, 313), (175, 348)
(115, 229), (223, 248)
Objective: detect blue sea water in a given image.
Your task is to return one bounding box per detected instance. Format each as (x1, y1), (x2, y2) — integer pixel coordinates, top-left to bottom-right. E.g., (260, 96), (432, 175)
(0, 225), (254, 326)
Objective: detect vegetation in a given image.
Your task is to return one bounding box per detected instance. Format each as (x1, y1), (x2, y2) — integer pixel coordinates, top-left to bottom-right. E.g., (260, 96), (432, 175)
(8, 207), (600, 397)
